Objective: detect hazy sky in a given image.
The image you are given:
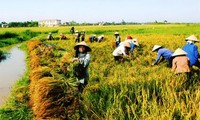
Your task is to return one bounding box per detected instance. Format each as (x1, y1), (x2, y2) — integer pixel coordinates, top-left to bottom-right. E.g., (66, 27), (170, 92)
(1, 0), (200, 23)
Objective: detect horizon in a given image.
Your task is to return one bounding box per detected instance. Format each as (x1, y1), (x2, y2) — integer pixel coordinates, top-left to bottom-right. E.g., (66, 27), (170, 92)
(2, 20), (200, 24)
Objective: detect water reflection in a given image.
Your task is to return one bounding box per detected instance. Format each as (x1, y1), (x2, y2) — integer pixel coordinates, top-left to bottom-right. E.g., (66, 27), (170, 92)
(0, 51), (7, 62)
(0, 46), (26, 106)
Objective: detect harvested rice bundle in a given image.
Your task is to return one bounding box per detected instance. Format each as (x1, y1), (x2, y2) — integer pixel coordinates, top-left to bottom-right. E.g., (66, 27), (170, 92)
(60, 52), (72, 75)
(29, 55), (40, 70)
(29, 66), (52, 105)
(27, 40), (42, 52)
(61, 52), (72, 63)
(32, 77), (79, 119)
(30, 66), (52, 81)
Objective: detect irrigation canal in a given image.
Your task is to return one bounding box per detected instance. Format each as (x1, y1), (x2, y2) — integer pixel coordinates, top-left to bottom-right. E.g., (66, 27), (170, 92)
(0, 46), (26, 106)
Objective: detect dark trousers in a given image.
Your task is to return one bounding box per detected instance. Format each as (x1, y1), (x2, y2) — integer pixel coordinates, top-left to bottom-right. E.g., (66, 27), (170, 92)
(75, 38), (80, 42)
(168, 57), (173, 67)
(116, 42), (120, 47)
(114, 56), (123, 61)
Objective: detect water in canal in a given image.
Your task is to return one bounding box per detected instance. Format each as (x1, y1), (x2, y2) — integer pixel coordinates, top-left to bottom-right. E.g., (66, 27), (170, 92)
(0, 46), (26, 106)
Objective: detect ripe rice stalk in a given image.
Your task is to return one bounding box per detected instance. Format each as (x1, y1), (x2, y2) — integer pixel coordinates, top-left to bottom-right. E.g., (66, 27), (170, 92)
(31, 77), (80, 119)
(27, 40), (42, 52)
(29, 56), (40, 70)
(30, 66), (52, 81)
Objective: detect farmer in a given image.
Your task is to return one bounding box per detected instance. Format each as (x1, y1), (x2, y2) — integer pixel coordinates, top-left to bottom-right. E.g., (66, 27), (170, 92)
(75, 30), (81, 42)
(47, 33), (54, 40)
(60, 33), (67, 40)
(182, 35), (200, 68)
(70, 26), (75, 34)
(89, 35), (97, 43)
(172, 48), (190, 74)
(112, 41), (134, 62)
(81, 30), (85, 41)
(152, 45), (173, 67)
(114, 32), (121, 47)
(172, 48), (191, 87)
(120, 36), (139, 52)
(97, 35), (104, 42)
(72, 41), (91, 93)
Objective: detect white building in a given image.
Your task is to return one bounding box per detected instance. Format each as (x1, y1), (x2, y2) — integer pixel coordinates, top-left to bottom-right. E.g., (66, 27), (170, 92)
(38, 19), (61, 27)
(1, 24), (8, 28)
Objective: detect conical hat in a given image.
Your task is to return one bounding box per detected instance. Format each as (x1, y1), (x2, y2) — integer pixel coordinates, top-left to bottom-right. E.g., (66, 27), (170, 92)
(114, 32), (119, 35)
(74, 41), (91, 52)
(152, 45), (162, 51)
(132, 39), (139, 46)
(172, 48), (187, 57)
(185, 35), (199, 42)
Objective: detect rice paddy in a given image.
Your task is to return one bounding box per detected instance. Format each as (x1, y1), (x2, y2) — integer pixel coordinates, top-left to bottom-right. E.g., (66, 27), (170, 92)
(0, 24), (200, 119)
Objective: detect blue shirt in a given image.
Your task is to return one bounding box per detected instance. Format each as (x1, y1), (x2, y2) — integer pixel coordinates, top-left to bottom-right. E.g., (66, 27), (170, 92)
(182, 43), (200, 66)
(130, 43), (135, 52)
(154, 48), (173, 64)
(90, 36), (95, 39)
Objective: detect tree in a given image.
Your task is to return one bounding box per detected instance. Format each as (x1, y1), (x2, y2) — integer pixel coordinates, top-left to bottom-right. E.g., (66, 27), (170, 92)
(121, 19), (126, 25)
(69, 21), (78, 26)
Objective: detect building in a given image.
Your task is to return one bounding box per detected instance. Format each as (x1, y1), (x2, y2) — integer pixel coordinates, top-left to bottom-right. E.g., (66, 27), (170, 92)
(1, 24), (8, 28)
(38, 19), (61, 27)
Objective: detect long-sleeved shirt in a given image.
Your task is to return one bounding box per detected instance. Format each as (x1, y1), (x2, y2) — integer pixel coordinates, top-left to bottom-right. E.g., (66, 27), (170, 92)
(154, 48), (173, 64)
(115, 36), (121, 42)
(97, 36), (104, 42)
(112, 44), (128, 57)
(172, 56), (190, 73)
(78, 53), (90, 71)
(182, 43), (200, 66)
(76, 53), (90, 84)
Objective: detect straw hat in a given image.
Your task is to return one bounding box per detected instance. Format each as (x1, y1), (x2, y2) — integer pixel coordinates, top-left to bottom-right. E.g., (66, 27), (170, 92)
(114, 32), (119, 35)
(152, 45), (162, 51)
(132, 39), (139, 46)
(124, 42), (130, 48)
(185, 35), (199, 42)
(172, 48), (187, 57)
(75, 30), (79, 33)
(49, 32), (52, 35)
(74, 41), (91, 52)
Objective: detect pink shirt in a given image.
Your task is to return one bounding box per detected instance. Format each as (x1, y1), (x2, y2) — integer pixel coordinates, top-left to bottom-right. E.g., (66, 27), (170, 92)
(172, 56), (190, 73)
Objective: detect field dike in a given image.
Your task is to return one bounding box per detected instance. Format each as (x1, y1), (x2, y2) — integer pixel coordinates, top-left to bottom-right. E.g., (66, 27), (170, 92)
(27, 40), (82, 119)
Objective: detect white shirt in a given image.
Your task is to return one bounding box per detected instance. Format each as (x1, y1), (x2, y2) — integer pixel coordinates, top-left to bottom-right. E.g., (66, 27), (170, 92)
(112, 45), (127, 56)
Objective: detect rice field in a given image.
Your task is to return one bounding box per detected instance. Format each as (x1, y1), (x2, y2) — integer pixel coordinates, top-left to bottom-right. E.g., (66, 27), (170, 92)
(0, 24), (200, 120)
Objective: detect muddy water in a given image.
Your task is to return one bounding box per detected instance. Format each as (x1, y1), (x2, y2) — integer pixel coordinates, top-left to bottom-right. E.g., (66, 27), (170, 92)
(0, 46), (26, 106)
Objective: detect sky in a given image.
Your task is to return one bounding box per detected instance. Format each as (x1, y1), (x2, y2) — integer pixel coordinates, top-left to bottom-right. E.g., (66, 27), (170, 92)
(1, 0), (200, 23)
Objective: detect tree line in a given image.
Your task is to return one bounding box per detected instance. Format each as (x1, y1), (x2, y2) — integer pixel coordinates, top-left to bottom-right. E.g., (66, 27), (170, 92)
(1, 21), (38, 27)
